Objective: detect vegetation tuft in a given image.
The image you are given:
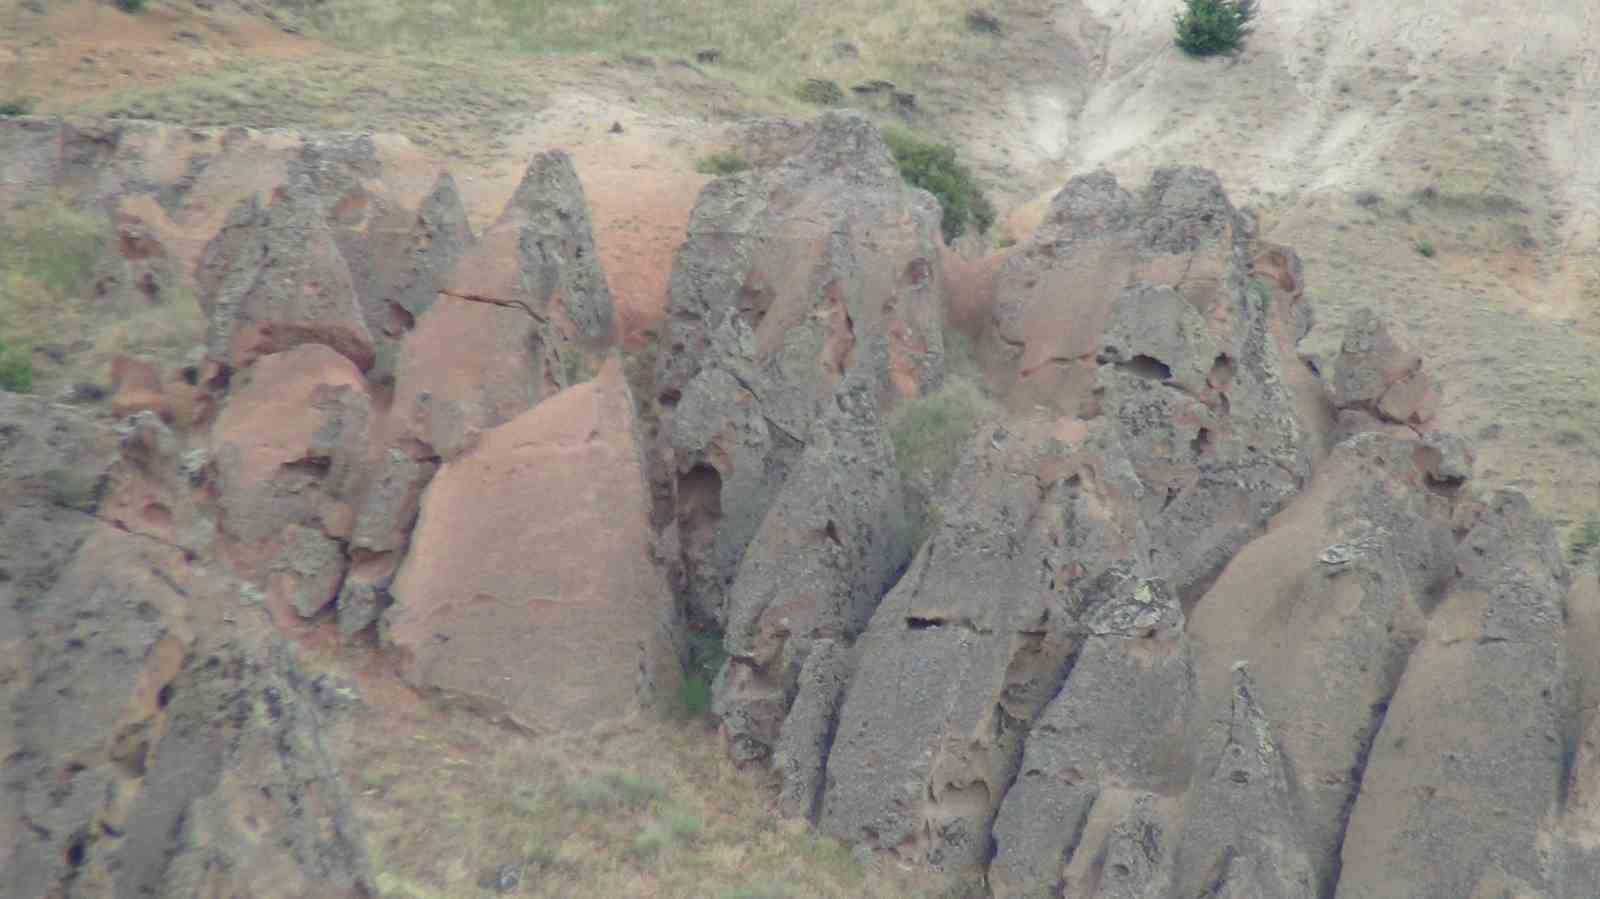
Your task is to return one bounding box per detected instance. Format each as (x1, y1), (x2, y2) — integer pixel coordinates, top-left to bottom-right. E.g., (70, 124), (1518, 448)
(795, 78), (846, 107)
(881, 126), (995, 243)
(1570, 513), (1600, 568)
(697, 150), (752, 177)
(677, 628), (728, 718)
(1173, 0), (1258, 57)
(0, 339), (34, 393)
(0, 97), (36, 117)
(45, 468), (99, 512)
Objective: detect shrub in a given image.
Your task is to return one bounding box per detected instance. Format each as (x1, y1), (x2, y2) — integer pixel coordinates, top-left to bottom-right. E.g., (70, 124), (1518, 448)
(696, 150), (751, 177)
(888, 377), (993, 489)
(116, 0), (147, 12)
(881, 126), (996, 243)
(1173, 0), (1258, 57)
(561, 351), (594, 386)
(632, 806), (702, 859)
(677, 629), (727, 718)
(0, 339), (33, 393)
(567, 770), (663, 811)
(1414, 239), (1437, 258)
(45, 468), (98, 512)
(1570, 514), (1600, 567)
(0, 97), (35, 117)
(795, 79), (845, 107)
(0, 204), (106, 298)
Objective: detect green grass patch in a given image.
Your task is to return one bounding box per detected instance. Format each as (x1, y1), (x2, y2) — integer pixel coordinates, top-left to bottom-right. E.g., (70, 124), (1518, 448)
(888, 377), (993, 488)
(676, 628), (728, 718)
(1570, 513), (1600, 568)
(881, 126), (995, 242)
(696, 150), (752, 177)
(44, 467), (99, 512)
(0, 203), (105, 298)
(0, 339), (34, 393)
(567, 769), (666, 811)
(0, 97), (35, 117)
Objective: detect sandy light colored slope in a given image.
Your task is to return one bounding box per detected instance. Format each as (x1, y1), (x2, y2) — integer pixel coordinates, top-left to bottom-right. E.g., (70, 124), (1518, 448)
(966, 0), (1600, 530)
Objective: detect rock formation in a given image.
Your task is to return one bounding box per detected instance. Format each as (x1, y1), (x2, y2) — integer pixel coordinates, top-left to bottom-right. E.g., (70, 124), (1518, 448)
(3, 110), (1596, 899)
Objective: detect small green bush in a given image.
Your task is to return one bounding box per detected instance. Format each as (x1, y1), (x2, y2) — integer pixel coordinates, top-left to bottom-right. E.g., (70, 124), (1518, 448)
(1570, 514), (1600, 567)
(795, 78), (845, 107)
(116, 0), (147, 12)
(0, 97), (35, 117)
(696, 150), (751, 177)
(888, 378), (993, 488)
(632, 806), (702, 858)
(567, 770), (663, 811)
(1173, 0), (1258, 57)
(1414, 239), (1437, 258)
(881, 127), (996, 243)
(677, 629), (727, 718)
(0, 339), (34, 393)
(45, 468), (98, 512)
(0, 204), (106, 298)
(561, 351), (595, 386)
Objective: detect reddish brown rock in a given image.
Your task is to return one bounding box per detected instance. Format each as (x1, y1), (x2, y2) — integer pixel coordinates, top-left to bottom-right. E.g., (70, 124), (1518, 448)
(1331, 308), (1439, 429)
(208, 344), (371, 543)
(385, 358), (680, 734)
(109, 354), (171, 421)
(388, 151), (613, 460)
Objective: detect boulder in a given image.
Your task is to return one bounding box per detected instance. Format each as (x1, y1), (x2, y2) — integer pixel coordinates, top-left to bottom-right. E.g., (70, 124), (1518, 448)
(1331, 308), (1439, 429)
(385, 359), (680, 733)
(208, 344), (371, 543)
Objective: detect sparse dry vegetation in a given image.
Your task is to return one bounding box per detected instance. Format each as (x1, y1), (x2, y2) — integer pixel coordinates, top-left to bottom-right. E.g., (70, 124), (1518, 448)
(352, 711), (960, 898)
(0, 197), (205, 394)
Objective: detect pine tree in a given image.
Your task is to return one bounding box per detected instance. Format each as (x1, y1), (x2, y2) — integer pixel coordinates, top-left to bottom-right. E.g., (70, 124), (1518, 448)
(1173, 0), (1259, 57)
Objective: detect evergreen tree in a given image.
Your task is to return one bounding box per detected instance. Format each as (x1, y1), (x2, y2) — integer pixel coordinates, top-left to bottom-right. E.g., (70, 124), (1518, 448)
(1174, 0), (1259, 57)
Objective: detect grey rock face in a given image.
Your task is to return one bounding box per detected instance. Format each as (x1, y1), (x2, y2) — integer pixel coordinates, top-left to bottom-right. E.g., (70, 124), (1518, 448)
(772, 639), (855, 821)
(1334, 490), (1569, 899)
(502, 150), (615, 346)
(197, 167), (377, 373)
(1174, 664), (1316, 899)
(363, 170), (473, 349)
(713, 372), (913, 764)
(656, 111), (945, 626)
(988, 579), (1191, 899)
(350, 448), (437, 554)
(818, 418), (1151, 870)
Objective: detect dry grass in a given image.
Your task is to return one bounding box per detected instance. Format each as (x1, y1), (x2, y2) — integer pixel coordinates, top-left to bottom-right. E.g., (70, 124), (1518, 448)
(82, 54), (540, 163)
(351, 710), (963, 899)
(281, 0), (1041, 102)
(0, 197), (205, 394)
